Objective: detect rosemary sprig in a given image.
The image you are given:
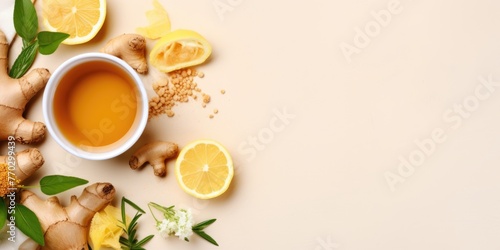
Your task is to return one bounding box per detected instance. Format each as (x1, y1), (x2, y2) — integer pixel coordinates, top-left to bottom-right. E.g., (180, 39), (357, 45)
(119, 197), (154, 250)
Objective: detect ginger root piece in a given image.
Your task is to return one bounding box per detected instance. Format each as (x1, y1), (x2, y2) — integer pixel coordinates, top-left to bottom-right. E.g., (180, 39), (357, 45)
(129, 141), (178, 177)
(0, 30), (50, 144)
(101, 33), (148, 74)
(19, 182), (116, 250)
(0, 148), (44, 184)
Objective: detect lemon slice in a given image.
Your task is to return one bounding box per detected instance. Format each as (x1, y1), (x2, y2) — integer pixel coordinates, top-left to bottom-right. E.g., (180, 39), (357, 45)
(42, 0), (106, 45)
(175, 139), (234, 199)
(136, 0), (171, 39)
(150, 29), (212, 73)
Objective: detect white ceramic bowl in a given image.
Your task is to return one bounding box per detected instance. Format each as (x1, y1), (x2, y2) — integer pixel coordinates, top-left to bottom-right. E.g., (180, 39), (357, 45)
(43, 53), (148, 160)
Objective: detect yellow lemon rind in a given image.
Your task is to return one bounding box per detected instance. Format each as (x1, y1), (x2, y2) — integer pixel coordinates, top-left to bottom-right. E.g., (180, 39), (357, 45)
(42, 0), (107, 45)
(149, 29), (212, 73)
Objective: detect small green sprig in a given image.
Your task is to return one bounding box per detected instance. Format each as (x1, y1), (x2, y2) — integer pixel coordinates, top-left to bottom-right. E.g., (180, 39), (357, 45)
(10, 0), (69, 78)
(192, 218), (219, 246)
(119, 197), (155, 250)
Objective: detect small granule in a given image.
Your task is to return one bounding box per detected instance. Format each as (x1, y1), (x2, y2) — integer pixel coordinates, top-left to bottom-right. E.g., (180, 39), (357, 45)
(209, 114), (214, 119)
(220, 89), (226, 94)
(213, 109), (219, 114)
(203, 94), (211, 104)
(148, 68), (221, 119)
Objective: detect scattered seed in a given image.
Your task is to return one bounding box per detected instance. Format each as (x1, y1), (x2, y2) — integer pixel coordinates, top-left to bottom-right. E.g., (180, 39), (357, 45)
(203, 94), (211, 104)
(149, 68), (221, 119)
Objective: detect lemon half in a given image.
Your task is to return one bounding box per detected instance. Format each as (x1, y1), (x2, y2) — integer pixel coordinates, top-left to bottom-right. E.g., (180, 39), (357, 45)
(149, 29), (212, 73)
(42, 0), (106, 45)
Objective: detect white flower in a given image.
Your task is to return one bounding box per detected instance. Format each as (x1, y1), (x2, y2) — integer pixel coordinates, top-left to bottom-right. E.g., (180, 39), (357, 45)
(174, 209), (193, 240)
(150, 202), (218, 246)
(153, 205), (196, 241)
(157, 218), (176, 238)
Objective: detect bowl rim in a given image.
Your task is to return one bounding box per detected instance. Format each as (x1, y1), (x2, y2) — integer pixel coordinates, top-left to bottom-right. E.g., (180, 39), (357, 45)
(42, 52), (149, 161)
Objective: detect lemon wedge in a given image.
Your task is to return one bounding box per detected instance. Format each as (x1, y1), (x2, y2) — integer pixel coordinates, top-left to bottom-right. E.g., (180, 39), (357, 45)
(175, 139), (234, 199)
(42, 0), (106, 45)
(136, 0), (171, 39)
(150, 29), (212, 73)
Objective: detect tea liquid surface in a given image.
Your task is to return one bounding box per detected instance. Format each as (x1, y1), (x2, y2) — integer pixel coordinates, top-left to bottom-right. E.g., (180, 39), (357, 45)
(53, 61), (137, 147)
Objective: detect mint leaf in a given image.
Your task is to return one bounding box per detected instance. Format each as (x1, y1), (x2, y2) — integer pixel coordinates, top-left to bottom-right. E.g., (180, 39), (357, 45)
(15, 204), (45, 246)
(13, 0), (38, 43)
(38, 31), (69, 55)
(40, 175), (89, 195)
(9, 42), (39, 79)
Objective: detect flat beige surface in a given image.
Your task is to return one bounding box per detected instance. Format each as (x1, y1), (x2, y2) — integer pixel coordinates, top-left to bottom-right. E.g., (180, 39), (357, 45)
(3, 0), (500, 249)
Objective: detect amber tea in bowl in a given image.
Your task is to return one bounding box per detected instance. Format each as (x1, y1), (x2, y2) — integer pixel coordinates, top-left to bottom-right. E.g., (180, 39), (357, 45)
(43, 53), (148, 160)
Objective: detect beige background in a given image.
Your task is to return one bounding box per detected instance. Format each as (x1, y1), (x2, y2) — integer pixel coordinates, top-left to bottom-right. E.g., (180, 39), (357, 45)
(2, 0), (500, 249)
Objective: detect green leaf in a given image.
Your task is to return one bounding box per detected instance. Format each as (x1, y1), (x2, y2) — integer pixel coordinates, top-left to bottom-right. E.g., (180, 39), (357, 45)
(119, 236), (128, 245)
(128, 213), (142, 233)
(15, 204), (45, 246)
(123, 197), (146, 214)
(9, 42), (38, 78)
(121, 197), (127, 228)
(0, 198), (7, 228)
(38, 31), (69, 55)
(13, 0), (38, 43)
(135, 235), (154, 247)
(193, 230), (219, 246)
(192, 218), (217, 231)
(40, 175), (89, 195)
